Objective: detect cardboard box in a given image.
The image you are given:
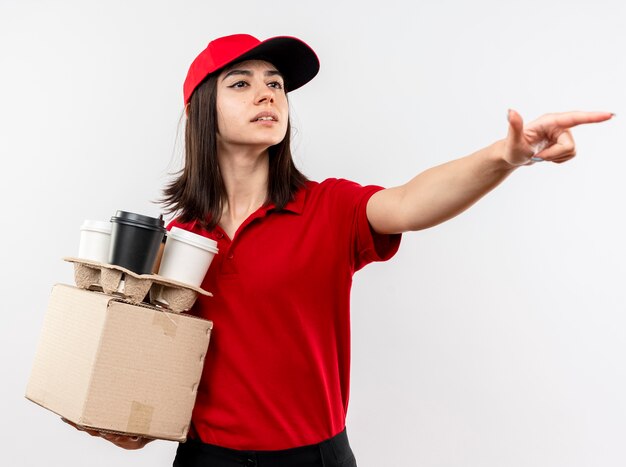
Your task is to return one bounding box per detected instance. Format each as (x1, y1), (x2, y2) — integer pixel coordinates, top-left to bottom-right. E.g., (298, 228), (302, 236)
(25, 284), (212, 442)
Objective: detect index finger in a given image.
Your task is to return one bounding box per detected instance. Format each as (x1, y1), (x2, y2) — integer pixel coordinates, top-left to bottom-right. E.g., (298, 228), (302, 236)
(548, 111), (614, 129)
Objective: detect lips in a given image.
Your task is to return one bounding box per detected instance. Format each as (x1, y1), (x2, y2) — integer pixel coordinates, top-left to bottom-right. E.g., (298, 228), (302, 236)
(251, 111), (279, 122)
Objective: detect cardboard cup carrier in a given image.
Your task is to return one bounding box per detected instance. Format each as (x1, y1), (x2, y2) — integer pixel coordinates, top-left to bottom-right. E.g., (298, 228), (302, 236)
(69, 214), (216, 313)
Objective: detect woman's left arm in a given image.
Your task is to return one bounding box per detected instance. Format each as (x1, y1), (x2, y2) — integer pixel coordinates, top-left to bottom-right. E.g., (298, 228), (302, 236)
(367, 109), (614, 234)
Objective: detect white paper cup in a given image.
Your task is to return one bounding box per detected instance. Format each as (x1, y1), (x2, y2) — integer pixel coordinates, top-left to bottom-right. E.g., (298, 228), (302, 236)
(157, 227), (219, 287)
(78, 220), (112, 263)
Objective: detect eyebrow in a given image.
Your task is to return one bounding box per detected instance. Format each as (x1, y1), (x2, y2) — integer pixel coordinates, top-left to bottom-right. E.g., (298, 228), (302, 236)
(221, 69), (283, 81)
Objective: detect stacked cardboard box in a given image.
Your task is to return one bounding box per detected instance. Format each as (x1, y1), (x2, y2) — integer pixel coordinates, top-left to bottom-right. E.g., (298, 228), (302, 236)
(26, 283), (212, 442)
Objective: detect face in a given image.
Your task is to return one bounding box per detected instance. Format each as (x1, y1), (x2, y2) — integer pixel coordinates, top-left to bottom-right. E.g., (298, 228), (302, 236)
(215, 60), (289, 151)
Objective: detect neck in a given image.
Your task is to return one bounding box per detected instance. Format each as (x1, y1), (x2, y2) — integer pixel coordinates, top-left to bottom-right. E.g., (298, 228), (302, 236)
(217, 144), (270, 227)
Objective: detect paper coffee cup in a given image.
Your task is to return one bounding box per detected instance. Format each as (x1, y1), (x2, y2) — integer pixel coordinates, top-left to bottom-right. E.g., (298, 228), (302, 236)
(109, 211), (166, 274)
(157, 227), (219, 287)
(78, 220), (112, 263)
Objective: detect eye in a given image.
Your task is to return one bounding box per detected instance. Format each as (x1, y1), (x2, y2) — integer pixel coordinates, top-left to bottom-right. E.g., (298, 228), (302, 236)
(268, 81), (284, 90)
(228, 80), (248, 89)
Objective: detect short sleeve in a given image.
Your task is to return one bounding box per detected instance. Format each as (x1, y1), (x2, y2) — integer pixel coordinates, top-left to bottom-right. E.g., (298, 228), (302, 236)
(321, 178), (401, 272)
(353, 184), (402, 270)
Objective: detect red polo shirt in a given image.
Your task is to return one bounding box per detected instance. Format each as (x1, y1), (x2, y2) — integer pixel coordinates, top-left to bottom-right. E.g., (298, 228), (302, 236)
(168, 178), (401, 450)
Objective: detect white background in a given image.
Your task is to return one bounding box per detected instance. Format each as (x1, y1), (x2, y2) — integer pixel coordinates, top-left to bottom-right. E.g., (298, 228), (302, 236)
(2, 1), (625, 466)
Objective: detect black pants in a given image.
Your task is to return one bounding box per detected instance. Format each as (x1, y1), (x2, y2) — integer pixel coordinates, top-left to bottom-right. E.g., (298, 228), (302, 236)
(173, 428), (357, 467)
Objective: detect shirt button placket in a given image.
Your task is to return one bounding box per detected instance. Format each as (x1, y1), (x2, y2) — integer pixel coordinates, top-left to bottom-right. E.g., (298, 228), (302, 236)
(219, 245), (238, 275)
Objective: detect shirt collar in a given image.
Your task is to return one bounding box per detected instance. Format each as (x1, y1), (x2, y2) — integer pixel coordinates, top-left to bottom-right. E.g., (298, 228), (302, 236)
(267, 184), (307, 215)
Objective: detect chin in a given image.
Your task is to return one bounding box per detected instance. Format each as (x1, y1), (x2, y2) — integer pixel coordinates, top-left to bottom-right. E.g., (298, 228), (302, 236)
(254, 135), (286, 147)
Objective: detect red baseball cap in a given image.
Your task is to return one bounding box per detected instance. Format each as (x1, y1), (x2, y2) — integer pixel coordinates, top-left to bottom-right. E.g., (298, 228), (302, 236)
(183, 34), (320, 105)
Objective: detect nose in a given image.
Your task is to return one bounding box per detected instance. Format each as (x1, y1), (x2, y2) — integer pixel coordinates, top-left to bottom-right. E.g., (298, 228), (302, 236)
(254, 85), (274, 105)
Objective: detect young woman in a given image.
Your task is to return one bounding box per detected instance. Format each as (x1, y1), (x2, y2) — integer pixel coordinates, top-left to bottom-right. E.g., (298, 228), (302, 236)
(69, 34), (612, 466)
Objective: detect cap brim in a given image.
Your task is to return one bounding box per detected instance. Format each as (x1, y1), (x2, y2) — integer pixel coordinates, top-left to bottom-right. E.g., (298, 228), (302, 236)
(221, 36), (320, 93)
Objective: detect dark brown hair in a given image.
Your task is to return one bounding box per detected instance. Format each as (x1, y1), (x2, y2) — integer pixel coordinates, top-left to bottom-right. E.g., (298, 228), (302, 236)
(161, 71), (308, 230)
